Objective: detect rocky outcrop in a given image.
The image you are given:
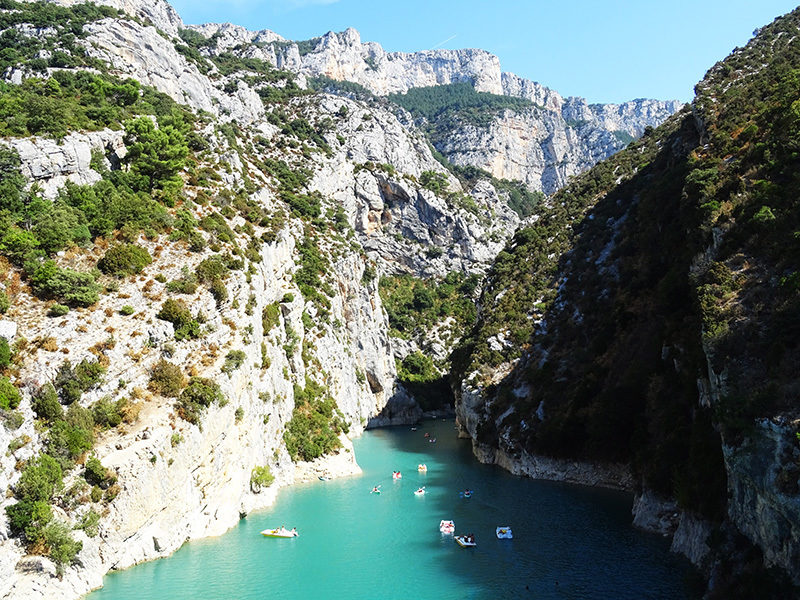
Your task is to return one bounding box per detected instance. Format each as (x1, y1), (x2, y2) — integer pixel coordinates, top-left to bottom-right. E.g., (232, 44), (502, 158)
(1, 130), (125, 198)
(310, 94), (519, 277)
(83, 18), (265, 124)
(723, 419), (800, 584)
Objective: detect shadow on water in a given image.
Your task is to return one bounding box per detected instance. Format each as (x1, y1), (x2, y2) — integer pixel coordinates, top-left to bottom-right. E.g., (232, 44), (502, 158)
(86, 420), (695, 600)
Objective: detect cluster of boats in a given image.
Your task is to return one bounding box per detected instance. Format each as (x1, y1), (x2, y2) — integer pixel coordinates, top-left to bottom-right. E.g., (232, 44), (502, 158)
(439, 519), (513, 547)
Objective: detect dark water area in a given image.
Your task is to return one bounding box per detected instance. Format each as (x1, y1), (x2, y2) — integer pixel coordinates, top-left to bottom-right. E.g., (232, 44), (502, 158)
(86, 421), (695, 599)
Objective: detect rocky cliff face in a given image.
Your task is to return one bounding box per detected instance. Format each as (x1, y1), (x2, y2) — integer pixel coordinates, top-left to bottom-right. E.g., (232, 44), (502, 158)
(453, 7), (800, 595)
(0, 2), (527, 597)
(185, 25), (682, 195)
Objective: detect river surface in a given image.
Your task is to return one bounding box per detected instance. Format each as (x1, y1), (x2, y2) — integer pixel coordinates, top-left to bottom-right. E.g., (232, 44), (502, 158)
(86, 421), (694, 599)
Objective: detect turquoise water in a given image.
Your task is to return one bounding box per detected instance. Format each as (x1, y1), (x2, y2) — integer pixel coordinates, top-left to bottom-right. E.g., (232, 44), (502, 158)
(86, 422), (694, 599)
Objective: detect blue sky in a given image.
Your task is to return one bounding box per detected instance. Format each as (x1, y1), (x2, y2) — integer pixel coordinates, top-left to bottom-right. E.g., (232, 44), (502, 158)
(168, 0), (799, 104)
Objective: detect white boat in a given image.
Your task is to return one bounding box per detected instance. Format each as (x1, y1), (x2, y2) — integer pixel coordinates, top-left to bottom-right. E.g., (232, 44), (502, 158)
(455, 534), (476, 548)
(417, 463), (427, 472)
(439, 520), (455, 534)
(414, 486), (426, 496)
(496, 526), (513, 539)
(392, 471), (402, 480)
(261, 527), (298, 538)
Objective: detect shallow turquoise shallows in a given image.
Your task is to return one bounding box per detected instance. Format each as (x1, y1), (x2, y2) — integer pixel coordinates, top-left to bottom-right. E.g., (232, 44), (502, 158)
(86, 422), (693, 600)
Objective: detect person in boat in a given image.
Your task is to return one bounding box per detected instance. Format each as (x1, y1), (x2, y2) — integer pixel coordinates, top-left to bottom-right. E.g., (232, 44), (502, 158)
(291, 527), (297, 535)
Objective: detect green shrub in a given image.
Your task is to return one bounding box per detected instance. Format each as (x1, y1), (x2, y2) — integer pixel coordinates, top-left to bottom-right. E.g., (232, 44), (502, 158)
(27, 261), (100, 307)
(5, 499), (52, 545)
(32, 384), (63, 422)
(419, 170), (449, 194)
(2, 410), (24, 430)
(234, 406), (244, 423)
(91, 396), (126, 429)
(0, 376), (21, 410)
(84, 455), (116, 489)
(53, 359), (105, 404)
(157, 299), (200, 340)
(283, 377), (344, 461)
(262, 302), (281, 332)
(14, 454), (63, 503)
(43, 520), (83, 577)
(119, 305), (134, 316)
(170, 432), (183, 447)
(98, 243), (152, 276)
(0, 336), (10, 368)
(0, 290), (9, 313)
(90, 486), (103, 503)
(48, 303), (70, 317)
(46, 419), (93, 469)
(250, 465), (274, 491)
(166, 268), (198, 294)
(177, 377), (225, 424)
(148, 359), (184, 397)
(195, 255), (229, 283)
(222, 350), (245, 375)
(208, 278), (228, 304)
(78, 509), (101, 537)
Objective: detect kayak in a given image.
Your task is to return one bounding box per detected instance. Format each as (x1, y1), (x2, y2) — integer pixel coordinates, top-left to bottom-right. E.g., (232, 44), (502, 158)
(496, 526), (513, 539)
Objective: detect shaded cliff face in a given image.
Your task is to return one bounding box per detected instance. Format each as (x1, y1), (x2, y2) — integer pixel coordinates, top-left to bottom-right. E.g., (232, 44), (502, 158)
(455, 7), (800, 593)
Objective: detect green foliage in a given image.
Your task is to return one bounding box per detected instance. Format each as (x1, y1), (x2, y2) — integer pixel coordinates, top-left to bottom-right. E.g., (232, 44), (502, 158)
(14, 454), (63, 503)
(84, 455), (115, 489)
(0, 376), (21, 410)
(90, 396), (127, 429)
(234, 406), (244, 423)
(307, 76), (376, 102)
(97, 244), (152, 277)
(53, 359), (105, 405)
(262, 302), (281, 332)
(48, 303), (70, 317)
(378, 272), (479, 338)
(26, 260), (100, 307)
(0, 0), (122, 73)
(388, 82), (534, 126)
(122, 116), (189, 200)
(31, 384), (63, 423)
(419, 170), (449, 195)
(165, 267), (198, 295)
(43, 519), (83, 576)
(148, 359), (184, 397)
(119, 305), (134, 316)
(46, 412), (94, 469)
(0, 336), (10, 368)
(0, 70), (187, 139)
(0, 290), (9, 314)
(294, 235), (332, 314)
(397, 352), (437, 383)
(283, 377), (346, 461)
(177, 377), (225, 425)
(78, 509), (101, 537)
(250, 465), (274, 491)
(157, 299), (200, 341)
(222, 350), (246, 375)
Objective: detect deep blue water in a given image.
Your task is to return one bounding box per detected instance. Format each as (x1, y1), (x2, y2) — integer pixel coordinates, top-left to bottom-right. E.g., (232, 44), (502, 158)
(86, 421), (694, 599)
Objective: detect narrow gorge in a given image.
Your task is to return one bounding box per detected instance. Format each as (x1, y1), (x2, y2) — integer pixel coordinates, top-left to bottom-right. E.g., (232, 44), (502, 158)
(0, 1), (796, 599)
